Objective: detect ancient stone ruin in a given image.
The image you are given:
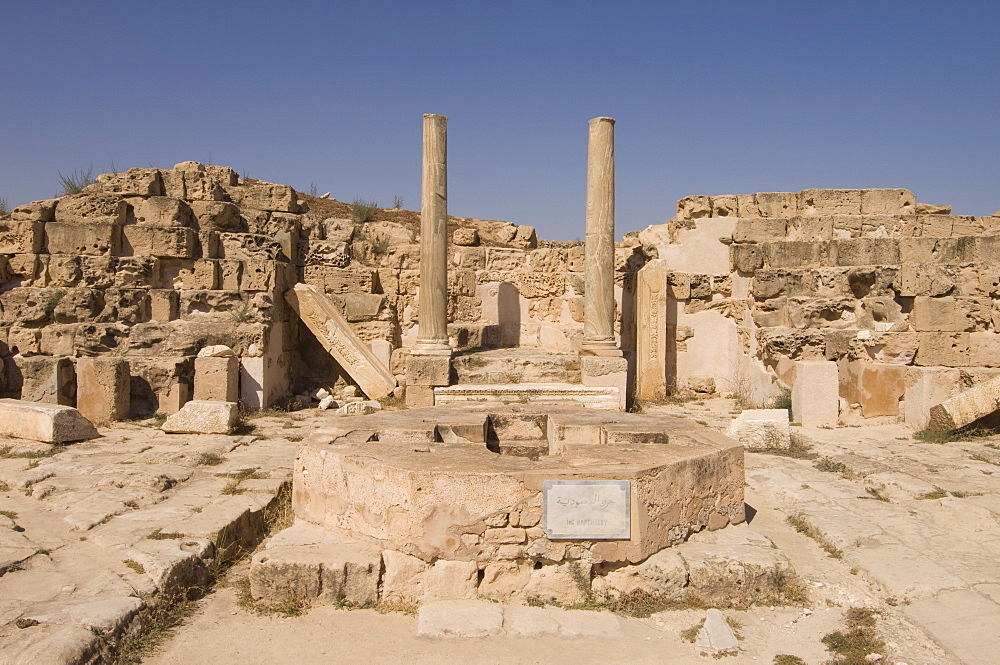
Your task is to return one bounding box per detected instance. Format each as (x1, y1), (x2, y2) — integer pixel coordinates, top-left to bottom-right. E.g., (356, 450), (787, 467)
(3, 113), (1000, 659)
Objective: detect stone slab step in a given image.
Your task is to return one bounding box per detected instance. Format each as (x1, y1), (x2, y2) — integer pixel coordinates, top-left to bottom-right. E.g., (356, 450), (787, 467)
(451, 349), (582, 385)
(434, 383), (620, 410)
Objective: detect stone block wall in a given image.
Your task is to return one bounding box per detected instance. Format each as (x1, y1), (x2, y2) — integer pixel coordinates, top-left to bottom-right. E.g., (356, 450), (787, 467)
(637, 188), (1000, 427)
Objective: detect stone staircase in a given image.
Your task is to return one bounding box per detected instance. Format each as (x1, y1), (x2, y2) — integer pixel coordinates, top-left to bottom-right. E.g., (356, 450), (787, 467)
(450, 348), (582, 385)
(438, 348), (620, 409)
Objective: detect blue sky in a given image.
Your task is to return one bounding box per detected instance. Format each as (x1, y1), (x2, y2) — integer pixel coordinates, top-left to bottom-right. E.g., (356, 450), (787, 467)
(2, 1), (998, 240)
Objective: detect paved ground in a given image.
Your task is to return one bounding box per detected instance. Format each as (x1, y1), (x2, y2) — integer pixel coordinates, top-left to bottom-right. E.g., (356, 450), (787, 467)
(3, 399), (999, 664)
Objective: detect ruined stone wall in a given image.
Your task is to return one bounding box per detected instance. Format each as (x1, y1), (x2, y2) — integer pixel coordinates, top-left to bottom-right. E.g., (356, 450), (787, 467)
(638, 188), (1000, 427)
(0, 163), (597, 414)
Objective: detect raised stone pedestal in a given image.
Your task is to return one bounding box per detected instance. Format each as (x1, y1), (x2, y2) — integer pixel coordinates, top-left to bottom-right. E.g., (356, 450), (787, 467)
(581, 355), (628, 410)
(406, 352), (451, 408)
(76, 357), (130, 425)
(277, 405), (745, 608)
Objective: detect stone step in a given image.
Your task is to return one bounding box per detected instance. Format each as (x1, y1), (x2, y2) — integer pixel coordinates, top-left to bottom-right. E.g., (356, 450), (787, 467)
(434, 383), (619, 410)
(451, 349), (582, 385)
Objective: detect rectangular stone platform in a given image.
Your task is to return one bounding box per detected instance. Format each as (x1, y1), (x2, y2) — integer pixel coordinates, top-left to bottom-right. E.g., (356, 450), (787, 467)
(433, 383), (620, 410)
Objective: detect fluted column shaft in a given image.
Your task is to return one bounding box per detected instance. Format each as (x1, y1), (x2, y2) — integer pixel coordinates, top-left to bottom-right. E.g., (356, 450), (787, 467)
(582, 116), (619, 354)
(415, 113), (450, 352)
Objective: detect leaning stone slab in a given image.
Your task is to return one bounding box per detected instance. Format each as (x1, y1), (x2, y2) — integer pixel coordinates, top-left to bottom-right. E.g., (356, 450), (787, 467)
(161, 400), (237, 434)
(726, 409), (791, 450)
(696, 609), (739, 653)
(285, 283), (396, 400)
(0, 399), (99, 443)
(928, 373), (1000, 431)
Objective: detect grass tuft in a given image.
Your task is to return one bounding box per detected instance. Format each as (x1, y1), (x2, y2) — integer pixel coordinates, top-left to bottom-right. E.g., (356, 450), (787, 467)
(787, 513), (843, 559)
(821, 607), (886, 664)
(58, 166), (96, 195)
(351, 198), (378, 225)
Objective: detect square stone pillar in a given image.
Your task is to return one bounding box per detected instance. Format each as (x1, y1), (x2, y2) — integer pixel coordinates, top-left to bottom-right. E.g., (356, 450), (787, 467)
(636, 259), (669, 401)
(791, 360), (839, 426)
(77, 357), (130, 425)
(194, 356), (240, 402)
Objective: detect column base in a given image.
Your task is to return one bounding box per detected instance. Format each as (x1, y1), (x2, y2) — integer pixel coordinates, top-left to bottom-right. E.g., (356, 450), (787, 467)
(581, 355), (629, 411)
(580, 338), (622, 357)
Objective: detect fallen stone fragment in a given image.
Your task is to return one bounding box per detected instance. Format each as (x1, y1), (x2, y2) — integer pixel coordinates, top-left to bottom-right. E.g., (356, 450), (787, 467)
(928, 373), (1000, 432)
(696, 609), (739, 653)
(726, 408), (791, 450)
(197, 344), (235, 357)
(334, 400), (381, 416)
(416, 600), (504, 638)
(161, 400), (238, 434)
(0, 399), (99, 443)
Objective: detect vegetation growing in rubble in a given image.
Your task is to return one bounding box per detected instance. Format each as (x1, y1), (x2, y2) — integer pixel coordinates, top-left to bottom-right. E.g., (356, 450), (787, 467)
(351, 197), (378, 224)
(57, 166), (96, 195)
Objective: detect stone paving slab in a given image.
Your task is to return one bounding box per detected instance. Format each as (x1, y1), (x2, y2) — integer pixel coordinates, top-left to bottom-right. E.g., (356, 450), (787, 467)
(0, 414), (300, 664)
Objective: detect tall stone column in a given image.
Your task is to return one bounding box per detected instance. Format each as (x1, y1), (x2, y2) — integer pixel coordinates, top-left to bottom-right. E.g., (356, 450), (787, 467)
(582, 116), (620, 355)
(580, 116), (628, 409)
(407, 113), (452, 407)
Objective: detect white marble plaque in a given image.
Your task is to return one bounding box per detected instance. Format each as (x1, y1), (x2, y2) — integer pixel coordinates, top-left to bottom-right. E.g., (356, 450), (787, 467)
(542, 479), (630, 540)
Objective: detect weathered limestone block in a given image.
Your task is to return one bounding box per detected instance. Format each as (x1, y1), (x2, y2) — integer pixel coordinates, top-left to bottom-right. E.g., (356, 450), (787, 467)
(915, 203), (952, 215)
(236, 184), (301, 213)
(895, 263), (955, 297)
(114, 256), (160, 287)
(919, 214), (954, 237)
(593, 548), (687, 600)
(406, 354), (451, 387)
(161, 400), (237, 434)
(969, 332), (1000, 367)
(799, 189), (861, 216)
(11, 199), (57, 222)
(524, 561), (592, 605)
(240, 260), (295, 293)
(121, 226), (196, 259)
(485, 248), (524, 271)
(911, 296), (962, 332)
(833, 238), (900, 266)
(791, 360), (838, 425)
(676, 196), (712, 220)
(14, 355), (75, 405)
(764, 241), (832, 269)
(725, 409), (791, 450)
(194, 356), (239, 402)
(754, 192), (798, 218)
(128, 196), (195, 227)
(337, 293), (386, 322)
(733, 218), (786, 243)
(904, 367), (961, 430)
(45, 223), (120, 256)
(731, 244), (764, 273)
(477, 561), (532, 601)
(452, 228), (478, 246)
(0, 399), (99, 443)
(76, 357), (130, 425)
(900, 237), (975, 264)
(0, 220), (43, 253)
(581, 356), (627, 410)
(127, 356), (192, 416)
(928, 373), (1000, 431)
(89, 168), (165, 196)
(285, 283), (395, 400)
(249, 523), (381, 608)
(915, 332), (969, 367)
(189, 200), (242, 231)
(711, 195), (738, 217)
(422, 560), (479, 602)
(381, 549), (428, 604)
(510, 225), (538, 249)
(751, 270), (809, 299)
(54, 193), (128, 225)
(838, 361), (907, 417)
(860, 188), (915, 214)
(218, 232), (284, 261)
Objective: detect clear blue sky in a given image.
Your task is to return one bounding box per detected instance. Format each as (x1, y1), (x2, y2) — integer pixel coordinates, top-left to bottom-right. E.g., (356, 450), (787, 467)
(2, 1), (998, 240)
